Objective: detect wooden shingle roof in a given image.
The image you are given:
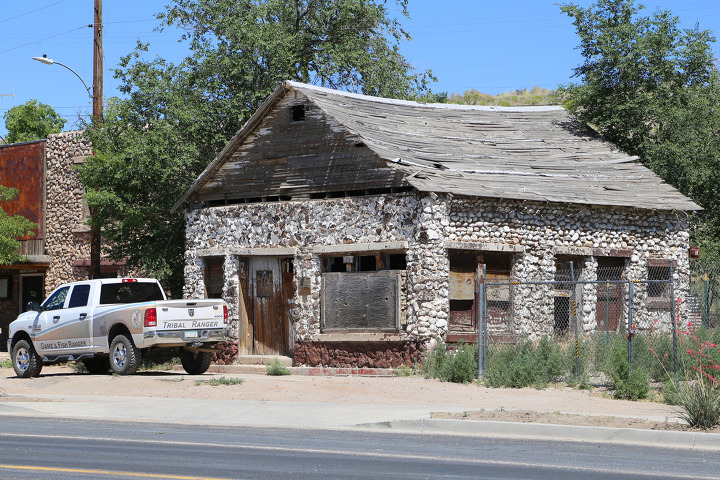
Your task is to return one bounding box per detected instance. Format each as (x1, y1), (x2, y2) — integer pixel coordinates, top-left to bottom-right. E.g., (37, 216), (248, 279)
(173, 81), (700, 212)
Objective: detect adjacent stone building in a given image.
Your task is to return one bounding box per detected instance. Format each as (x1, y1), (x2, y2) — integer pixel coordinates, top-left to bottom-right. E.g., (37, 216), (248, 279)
(173, 81), (700, 368)
(0, 131), (127, 349)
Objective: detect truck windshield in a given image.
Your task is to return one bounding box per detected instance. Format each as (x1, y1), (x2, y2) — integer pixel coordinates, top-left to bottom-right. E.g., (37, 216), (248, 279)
(100, 282), (165, 305)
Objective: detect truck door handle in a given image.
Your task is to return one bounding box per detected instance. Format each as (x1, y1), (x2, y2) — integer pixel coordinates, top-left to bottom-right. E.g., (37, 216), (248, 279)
(79, 313), (87, 318)
(53, 316), (60, 323)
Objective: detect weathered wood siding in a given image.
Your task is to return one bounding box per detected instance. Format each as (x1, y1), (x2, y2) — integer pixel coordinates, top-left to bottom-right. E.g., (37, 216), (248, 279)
(191, 92), (407, 203)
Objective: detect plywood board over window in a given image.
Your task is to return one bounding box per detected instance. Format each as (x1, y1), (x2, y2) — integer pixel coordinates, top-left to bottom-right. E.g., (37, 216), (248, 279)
(321, 270), (401, 331)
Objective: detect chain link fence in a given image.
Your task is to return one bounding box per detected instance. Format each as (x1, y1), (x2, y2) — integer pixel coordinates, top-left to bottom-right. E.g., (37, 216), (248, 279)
(478, 262), (687, 384)
(688, 274), (720, 329)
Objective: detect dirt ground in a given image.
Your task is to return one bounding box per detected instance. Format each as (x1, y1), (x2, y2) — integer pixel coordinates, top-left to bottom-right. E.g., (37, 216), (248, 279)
(1, 364), (718, 433)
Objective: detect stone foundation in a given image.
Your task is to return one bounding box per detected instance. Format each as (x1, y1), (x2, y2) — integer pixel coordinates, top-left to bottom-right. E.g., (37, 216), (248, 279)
(211, 340), (239, 365)
(293, 341), (423, 368)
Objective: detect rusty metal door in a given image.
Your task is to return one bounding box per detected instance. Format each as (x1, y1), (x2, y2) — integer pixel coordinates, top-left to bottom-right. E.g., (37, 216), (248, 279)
(596, 283), (624, 331)
(250, 257), (287, 355)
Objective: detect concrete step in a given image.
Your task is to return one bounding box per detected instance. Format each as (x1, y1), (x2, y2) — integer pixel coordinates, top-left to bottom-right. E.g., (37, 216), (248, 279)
(235, 355), (292, 366)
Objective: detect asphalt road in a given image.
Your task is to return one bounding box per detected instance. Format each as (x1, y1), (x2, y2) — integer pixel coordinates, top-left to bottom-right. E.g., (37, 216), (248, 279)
(0, 416), (717, 480)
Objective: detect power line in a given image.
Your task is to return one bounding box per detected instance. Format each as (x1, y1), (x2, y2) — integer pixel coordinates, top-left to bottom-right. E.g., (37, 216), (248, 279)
(0, 25), (89, 55)
(0, 0), (69, 24)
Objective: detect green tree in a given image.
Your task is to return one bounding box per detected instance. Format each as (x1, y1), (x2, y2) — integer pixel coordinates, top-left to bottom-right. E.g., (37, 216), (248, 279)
(79, 0), (437, 295)
(560, 0), (720, 260)
(560, 0), (717, 156)
(0, 186), (38, 265)
(3, 99), (66, 144)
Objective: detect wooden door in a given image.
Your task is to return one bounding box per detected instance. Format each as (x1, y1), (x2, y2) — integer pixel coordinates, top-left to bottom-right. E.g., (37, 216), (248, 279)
(250, 257), (288, 355)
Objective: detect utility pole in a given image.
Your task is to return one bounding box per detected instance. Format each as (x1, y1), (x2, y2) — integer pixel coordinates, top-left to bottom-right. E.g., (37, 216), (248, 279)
(90, 0), (103, 279)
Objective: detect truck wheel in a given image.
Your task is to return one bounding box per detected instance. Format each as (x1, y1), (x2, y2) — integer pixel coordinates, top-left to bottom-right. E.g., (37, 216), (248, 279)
(109, 334), (141, 375)
(181, 351), (212, 375)
(11, 339), (43, 378)
(82, 357), (109, 374)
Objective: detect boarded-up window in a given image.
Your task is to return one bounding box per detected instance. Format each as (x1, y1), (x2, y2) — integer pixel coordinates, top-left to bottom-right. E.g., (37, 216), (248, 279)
(323, 252), (407, 272)
(321, 271), (400, 331)
(204, 257), (224, 298)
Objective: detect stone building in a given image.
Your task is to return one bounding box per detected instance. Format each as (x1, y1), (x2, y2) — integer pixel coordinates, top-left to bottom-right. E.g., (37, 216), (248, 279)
(0, 131), (127, 349)
(172, 81), (700, 368)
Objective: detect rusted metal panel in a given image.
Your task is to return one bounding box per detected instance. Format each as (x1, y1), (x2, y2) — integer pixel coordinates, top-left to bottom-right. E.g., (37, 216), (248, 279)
(0, 141), (45, 239)
(449, 300), (474, 332)
(321, 271), (400, 331)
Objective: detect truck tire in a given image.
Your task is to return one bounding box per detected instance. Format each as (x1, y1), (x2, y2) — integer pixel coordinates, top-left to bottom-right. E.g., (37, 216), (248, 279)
(109, 334), (141, 375)
(11, 339), (43, 378)
(181, 351), (212, 375)
(82, 356), (109, 374)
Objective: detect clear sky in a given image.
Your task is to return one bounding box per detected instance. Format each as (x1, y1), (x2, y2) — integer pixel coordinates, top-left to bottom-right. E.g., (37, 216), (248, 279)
(1, 0), (720, 139)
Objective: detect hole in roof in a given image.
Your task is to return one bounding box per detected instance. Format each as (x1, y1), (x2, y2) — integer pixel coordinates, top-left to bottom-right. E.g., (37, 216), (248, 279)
(290, 105), (305, 122)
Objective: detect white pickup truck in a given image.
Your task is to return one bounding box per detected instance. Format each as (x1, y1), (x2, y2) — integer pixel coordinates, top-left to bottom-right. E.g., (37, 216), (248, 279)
(6, 278), (229, 377)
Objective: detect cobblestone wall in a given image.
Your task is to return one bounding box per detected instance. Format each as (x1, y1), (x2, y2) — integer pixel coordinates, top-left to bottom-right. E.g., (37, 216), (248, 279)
(447, 198), (691, 338)
(44, 131), (93, 293)
(184, 192), (692, 361)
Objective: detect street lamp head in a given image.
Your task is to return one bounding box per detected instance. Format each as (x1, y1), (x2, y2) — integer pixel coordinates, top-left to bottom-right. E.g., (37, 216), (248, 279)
(32, 55), (54, 65)
(31, 54), (93, 99)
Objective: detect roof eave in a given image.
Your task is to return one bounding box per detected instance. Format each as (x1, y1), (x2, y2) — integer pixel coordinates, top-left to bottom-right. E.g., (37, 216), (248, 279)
(170, 81), (292, 213)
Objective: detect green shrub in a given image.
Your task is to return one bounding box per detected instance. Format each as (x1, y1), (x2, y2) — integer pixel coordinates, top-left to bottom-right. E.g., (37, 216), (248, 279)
(394, 364), (415, 377)
(649, 328), (720, 428)
(0, 358), (11, 369)
(675, 375), (720, 429)
(421, 341), (477, 384)
(661, 377), (680, 405)
(266, 358), (291, 376)
(607, 345), (649, 400)
(444, 342), (477, 384)
(485, 337), (573, 389)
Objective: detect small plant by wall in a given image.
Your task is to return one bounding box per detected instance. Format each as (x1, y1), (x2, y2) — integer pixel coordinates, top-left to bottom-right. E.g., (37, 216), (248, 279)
(421, 341), (477, 384)
(266, 358), (291, 376)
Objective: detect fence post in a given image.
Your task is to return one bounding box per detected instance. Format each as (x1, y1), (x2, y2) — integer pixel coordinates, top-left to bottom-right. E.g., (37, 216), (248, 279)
(669, 261), (678, 376)
(606, 281), (610, 346)
(704, 274), (709, 329)
(477, 263), (486, 380)
(628, 281), (634, 372)
(570, 262), (580, 378)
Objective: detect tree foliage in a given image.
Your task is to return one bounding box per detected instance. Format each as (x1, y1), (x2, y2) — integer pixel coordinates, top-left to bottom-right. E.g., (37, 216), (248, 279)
(561, 0), (720, 262)
(0, 186), (38, 265)
(79, 0), (436, 295)
(3, 99), (66, 144)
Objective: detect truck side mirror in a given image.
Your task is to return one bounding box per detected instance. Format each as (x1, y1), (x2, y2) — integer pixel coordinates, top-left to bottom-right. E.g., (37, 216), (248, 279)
(26, 302), (43, 312)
